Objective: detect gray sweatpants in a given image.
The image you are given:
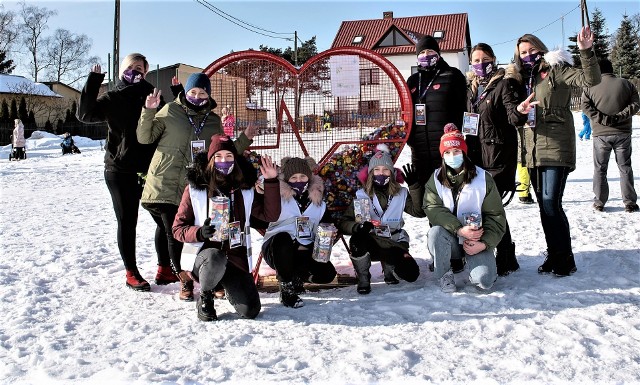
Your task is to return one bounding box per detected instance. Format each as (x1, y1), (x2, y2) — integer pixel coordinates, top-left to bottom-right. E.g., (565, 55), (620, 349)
(427, 226), (497, 290)
(593, 133), (637, 206)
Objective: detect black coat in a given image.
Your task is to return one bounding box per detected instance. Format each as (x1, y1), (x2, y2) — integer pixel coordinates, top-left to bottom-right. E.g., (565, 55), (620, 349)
(77, 72), (158, 173)
(406, 58), (467, 184)
(465, 69), (527, 193)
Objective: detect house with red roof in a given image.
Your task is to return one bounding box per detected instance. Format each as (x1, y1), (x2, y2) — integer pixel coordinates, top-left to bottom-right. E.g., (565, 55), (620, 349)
(331, 11), (471, 80)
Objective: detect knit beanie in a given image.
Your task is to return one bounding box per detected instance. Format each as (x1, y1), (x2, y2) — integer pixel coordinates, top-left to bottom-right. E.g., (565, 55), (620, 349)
(184, 73), (212, 95)
(207, 134), (236, 160)
(368, 144), (395, 175)
(416, 35), (441, 55)
(281, 157), (313, 181)
(439, 123), (467, 156)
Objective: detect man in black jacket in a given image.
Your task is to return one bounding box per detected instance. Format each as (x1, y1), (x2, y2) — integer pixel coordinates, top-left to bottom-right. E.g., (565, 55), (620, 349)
(581, 59), (639, 213)
(406, 35), (468, 185)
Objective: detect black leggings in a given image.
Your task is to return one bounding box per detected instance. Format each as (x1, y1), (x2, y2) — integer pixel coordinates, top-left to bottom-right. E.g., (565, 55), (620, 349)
(262, 232), (337, 284)
(349, 232), (420, 282)
(145, 203), (182, 271)
(104, 171), (144, 271)
(193, 249), (261, 319)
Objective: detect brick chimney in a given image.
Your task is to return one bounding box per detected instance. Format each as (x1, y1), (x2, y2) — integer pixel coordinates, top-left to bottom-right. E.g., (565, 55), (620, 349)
(383, 11), (393, 19)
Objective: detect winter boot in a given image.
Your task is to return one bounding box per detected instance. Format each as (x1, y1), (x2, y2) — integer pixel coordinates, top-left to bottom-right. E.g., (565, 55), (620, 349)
(496, 242), (519, 276)
(155, 265), (179, 285)
(197, 290), (218, 321)
(537, 250), (554, 274)
(279, 281), (304, 308)
(350, 253), (372, 294)
(292, 275), (306, 294)
(381, 261), (399, 285)
(126, 270), (150, 292)
(178, 271), (194, 302)
(552, 252), (577, 277)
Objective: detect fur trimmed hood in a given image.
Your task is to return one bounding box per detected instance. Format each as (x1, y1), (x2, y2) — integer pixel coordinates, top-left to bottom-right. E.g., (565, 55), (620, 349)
(542, 49), (572, 68)
(279, 174), (325, 205)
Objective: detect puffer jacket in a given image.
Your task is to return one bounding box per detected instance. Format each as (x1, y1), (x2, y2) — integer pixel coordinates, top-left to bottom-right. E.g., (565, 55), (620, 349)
(406, 58), (467, 182)
(465, 67), (528, 193)
(77, 72), (157, 173)
(137, 93), (252, 207)
(517, 48), (600, 171)
(13, 122), (26, 147)
(423, 166), (506, 250)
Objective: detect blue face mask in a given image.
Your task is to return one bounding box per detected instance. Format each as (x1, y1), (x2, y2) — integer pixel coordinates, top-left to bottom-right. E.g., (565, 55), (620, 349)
(373, 174), (390, 186)
(288, 181), (308, 195)
(185, 94), (209, 107)
(214, 161), (234, 175)
(444, 154), (464, 169)
(122, 69), (143, 84)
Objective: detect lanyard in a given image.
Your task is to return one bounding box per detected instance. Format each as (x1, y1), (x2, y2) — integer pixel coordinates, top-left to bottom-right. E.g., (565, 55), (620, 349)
(184, 108), (210, 139)
(526, 70), (535, 96)
(417, 69), (441, 102)
(472, 84), (489, 111)
(371, 194), (393, 220)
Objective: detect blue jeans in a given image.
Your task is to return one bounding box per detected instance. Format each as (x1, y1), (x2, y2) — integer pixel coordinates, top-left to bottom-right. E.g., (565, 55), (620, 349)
(427, 226), (497, 290)
(529, 166), (572, 254)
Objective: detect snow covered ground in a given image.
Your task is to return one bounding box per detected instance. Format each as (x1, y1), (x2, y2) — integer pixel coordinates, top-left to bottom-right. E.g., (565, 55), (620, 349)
(0, 113), (638, 385)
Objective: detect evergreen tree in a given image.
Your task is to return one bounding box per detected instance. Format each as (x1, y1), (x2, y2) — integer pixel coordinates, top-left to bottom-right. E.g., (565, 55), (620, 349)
(0, 50), (15, 74)
(28, 110), (35, 125)
(568, 8), (610, 66)
(611, 14), (640, 79)
(44, 119), (53, 132)
(0, 100), (9, 122)
(70, 101), (78, 122)
(10, 99), (18, 120)
(18, 97), (28, 122)
(65, 108), (72, 123)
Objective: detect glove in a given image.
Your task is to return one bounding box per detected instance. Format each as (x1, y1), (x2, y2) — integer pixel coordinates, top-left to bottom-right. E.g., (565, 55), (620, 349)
(401, 163), (419, 186)
(355, 221), (374, 234)
(599, 113), (618, 126)
(198, 218), (216, 240)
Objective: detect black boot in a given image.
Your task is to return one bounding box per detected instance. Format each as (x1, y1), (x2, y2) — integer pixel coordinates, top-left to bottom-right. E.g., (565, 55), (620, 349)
(197, 290), (217, 321)
(538, 250), (554, 274)
(552, 252), (577, 277)
(496, 242), (519, 276)
(292, 275), (306, 294)
(279, 281), (304, 308)
(350, 253), (372, 294)
(381, 261), (399, 285)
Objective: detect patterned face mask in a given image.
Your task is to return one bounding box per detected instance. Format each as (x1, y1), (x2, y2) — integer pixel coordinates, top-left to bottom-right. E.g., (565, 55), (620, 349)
(214, 161), (234, 175)
(472, 61), (495, 77)
(122, 69), (143, 84)
(185, 94), (209, 107)
(417, 53), (439, 68)
(288, 181), (309, 195)
(373, 174), (390, 186)
(521, 53), (542, 68)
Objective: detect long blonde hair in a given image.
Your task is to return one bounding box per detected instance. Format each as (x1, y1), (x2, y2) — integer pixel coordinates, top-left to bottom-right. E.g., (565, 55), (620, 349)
(119, 53), (149, 78)
(512, 34), (549, 73)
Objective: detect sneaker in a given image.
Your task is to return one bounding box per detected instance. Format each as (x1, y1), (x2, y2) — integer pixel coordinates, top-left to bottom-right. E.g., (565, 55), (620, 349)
(439, 270), (457, 293)
(279, 281), (304, 308)
(593, 203), (604, 212)
(519, 195), (535, 204)
(126, 270), (151, 292)
(155, 265), (179, 285)
(178, 271), (194, 301)
(625, 203), (639, 213)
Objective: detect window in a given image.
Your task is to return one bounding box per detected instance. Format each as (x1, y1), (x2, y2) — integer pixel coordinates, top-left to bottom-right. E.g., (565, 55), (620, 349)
(353, 36), (364, 44)
(377, 28), (413, 47)
(360, 68), (380, 85)
(433, 30), (445, 39)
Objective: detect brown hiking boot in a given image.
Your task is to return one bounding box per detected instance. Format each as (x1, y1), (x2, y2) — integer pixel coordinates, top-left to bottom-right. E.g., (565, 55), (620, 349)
(178, 271), (194, 301)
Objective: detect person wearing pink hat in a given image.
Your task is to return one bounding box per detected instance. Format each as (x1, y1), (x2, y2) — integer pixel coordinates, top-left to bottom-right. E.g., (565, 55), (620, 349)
(423, 123), (506, 293)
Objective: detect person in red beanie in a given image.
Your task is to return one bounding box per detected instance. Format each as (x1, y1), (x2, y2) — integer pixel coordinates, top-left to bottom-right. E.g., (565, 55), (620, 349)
(172, 135), (280, 321)
(423, 123), (506, 293)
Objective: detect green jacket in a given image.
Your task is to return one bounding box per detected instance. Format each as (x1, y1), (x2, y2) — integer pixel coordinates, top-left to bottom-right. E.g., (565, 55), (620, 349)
(517, 48), (600, 171)
(423, 167), (506, 250)
(137, 95), (252, 206)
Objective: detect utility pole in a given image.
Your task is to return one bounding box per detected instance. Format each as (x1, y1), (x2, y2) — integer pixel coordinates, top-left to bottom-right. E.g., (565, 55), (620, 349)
(294, 31), (298, 67)
(113, 0), (120, 82)
(561, 16), (565, 49)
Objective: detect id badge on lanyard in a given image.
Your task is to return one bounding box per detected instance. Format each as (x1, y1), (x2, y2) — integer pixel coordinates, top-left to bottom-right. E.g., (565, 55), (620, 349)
(295, 216), (312, 239)
(462, 112), (480, 136)
(228, 221), (243, 248)
(415, 104), (426, 125)
(190, 140), (206, 162)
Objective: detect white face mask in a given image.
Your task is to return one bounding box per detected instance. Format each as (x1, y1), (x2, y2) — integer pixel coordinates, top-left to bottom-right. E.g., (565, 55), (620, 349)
(444, 154), (464, 169)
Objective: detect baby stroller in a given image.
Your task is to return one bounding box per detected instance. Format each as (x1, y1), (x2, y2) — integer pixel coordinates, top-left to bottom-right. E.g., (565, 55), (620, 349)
(61, 133), (81, 155)
(8, 135), (27, 161)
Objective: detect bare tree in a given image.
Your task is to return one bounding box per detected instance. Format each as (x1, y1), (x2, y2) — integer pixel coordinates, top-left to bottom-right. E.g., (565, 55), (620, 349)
(7, 81), (63, 124)
(44, 28), (100, 88)
(18, 1), (57, 81)
(0, 5), (20, 52)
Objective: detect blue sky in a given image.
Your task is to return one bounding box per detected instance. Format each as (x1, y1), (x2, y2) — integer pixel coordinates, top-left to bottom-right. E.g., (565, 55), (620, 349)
(4, 0), (638, 80)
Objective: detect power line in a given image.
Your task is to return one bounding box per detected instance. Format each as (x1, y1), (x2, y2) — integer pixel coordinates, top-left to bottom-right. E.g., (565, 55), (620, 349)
(490, 3), (581, 47)
(194, 0), (293, 41)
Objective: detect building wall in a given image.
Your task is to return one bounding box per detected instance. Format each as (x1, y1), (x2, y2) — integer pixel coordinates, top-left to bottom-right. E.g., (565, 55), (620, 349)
(0, 94), (68, 126)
